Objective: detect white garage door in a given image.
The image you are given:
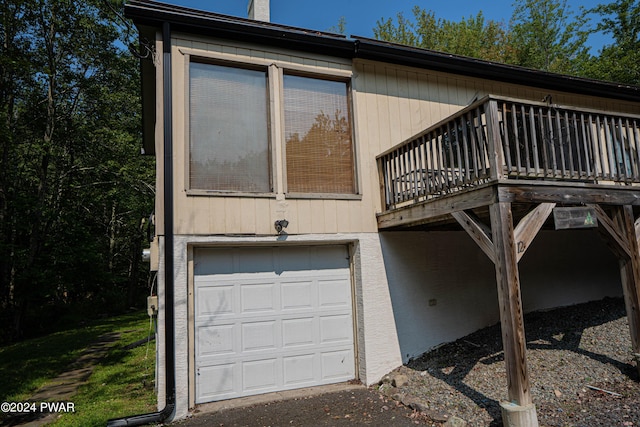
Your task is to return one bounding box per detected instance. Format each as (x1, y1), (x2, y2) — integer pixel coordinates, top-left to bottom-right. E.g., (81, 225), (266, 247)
(194, 245), (355, 403)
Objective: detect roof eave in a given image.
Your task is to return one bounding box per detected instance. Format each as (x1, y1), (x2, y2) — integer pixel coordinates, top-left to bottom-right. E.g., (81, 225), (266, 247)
(353, 37), (640, 103)
(124, 0), (640, 104)
(124, 0), (354, 58)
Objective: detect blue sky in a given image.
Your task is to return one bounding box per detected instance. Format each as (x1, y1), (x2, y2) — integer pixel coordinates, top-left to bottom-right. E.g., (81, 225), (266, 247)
(163, 0), (611, 53)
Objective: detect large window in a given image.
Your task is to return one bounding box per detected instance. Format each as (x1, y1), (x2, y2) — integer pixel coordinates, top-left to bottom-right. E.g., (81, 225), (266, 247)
(188, 60), (356, 196)
(284, 75), (355, 194)
(189, 62), (271, 192)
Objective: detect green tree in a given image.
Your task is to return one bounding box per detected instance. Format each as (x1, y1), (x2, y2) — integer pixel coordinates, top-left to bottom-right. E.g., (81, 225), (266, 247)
(509, 0), (590, 74)
(374, 7), (510, 62)
(374, 11), (418, 46)
(582, 0), (639, 85)
(373, 1), (593, 75)
(0, 0), (154, 342)
(327, 16), (347, 35)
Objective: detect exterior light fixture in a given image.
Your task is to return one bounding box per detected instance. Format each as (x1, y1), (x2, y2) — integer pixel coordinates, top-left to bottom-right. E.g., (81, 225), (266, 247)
(274, 219), (289, 234)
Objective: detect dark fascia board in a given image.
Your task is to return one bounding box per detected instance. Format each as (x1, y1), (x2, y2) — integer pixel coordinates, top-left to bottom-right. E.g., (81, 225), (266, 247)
(124, 0), (640, 104)
(124, 0), (353, 58)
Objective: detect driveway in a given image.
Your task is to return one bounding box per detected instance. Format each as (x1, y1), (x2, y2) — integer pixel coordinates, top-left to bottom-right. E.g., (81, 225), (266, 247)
(169, 384), (433, 426)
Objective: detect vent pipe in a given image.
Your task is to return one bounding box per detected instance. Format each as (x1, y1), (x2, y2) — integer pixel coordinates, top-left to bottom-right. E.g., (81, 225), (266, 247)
(247, 0), (270, 22)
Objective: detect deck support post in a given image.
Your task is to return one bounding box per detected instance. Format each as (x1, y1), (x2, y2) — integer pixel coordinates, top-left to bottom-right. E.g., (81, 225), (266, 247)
(615, 206), (640, 377)
(490, 202), (539, 427)
(593, 204), (640, 377)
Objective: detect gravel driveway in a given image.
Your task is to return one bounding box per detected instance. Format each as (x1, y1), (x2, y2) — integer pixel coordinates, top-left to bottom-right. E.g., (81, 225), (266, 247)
(171, 297), (638, 427)
(384, 297), (639, 426)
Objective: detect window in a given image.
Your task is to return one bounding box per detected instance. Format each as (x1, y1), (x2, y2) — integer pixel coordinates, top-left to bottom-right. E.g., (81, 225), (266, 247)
(188, 59), (356, 196)
(189, 62), (271, 192)
(283, 75), (356, 194)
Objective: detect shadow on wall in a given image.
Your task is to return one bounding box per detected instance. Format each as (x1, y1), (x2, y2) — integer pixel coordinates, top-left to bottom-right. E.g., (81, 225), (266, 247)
(379, 229), (622, 364)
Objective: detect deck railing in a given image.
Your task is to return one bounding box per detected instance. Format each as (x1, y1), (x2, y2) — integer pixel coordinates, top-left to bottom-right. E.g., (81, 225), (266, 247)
(377, 95), (640, 210)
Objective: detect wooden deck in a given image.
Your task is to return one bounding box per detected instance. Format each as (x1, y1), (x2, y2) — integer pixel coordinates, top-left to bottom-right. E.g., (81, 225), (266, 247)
(375, 96), (640, 427)
(377, 95), (640, 229)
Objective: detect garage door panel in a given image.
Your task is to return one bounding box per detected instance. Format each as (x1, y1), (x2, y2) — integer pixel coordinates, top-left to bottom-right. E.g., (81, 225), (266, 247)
(311, 246), (349, 270)
(276, 247), (312, 272)
(240, 283), (277, 313)
(197, 324), (235, 357)
(197, 286), (234, 317)
(194, 250), (234, 275)
(282, 317), (316, 347)
(281, 281), (314, 310)
(320, 315), (354, 344)
(198, 363), (235, 399)
(242, 359), (278, 391)
(283, 354), (315, 385)
(195, 245), (354, 404)
(236, 247), (276, 273)
(322, 350), (355, 380)
(241, 321), (277, 352)
(319, 278), (351, 307)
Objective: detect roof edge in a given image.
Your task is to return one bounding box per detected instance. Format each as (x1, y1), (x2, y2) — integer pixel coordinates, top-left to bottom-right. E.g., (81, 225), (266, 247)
(353, 37), (640, 103)
(124, 0), (640, 103)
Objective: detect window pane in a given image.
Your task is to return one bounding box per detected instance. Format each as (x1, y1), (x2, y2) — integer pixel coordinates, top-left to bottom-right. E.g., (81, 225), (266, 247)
(189, 62), (270, 192)
(284, 75), (355, 194)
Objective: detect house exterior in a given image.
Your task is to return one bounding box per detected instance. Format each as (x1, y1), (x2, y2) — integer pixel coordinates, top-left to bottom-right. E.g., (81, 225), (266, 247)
(124, 1), (640, 424)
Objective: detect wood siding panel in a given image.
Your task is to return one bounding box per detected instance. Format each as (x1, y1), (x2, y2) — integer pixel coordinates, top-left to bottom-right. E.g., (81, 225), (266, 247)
(254, 198), (272, 235)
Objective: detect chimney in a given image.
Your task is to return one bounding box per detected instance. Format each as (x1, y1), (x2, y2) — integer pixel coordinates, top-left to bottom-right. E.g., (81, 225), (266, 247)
(248, 0), (270, 22)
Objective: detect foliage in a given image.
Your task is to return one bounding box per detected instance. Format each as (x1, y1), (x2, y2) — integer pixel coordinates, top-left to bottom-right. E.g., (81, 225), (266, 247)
(372, 0), (640, 83)
(374, 7), (510, 62)
(327, 16), (347, 35)
(0, 0), (154, 343)
(582, 0), (640, 85)
(509, 0), (590, 74)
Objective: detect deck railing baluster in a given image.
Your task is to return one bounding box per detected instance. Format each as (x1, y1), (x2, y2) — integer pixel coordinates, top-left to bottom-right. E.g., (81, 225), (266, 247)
(571, 112), (583, 178)
(417, 136), (426, 197)
(580, 113), (591, 179)
(545, 108), (558, 178)
(604, 116), (619, 180)
(501, 102), (514, 176)
(411, 139), (420, 198)
(453, 118), (464, 185)
(555, 109), (567, 178)
(480, 106), (489, 178)
(619, 117), (632, 182)
(634, 120), (640, 182)
(564, 111), (575, 178)
(467, 111), (479, 180)
(460, 115), (472, 183)
(509, 103), (522, 177)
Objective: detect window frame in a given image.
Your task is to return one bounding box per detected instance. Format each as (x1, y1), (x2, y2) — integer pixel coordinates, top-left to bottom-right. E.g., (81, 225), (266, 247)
(280, 70), (360, 199)
(185, 57), (276, 197)
(183, 50), (360, 200)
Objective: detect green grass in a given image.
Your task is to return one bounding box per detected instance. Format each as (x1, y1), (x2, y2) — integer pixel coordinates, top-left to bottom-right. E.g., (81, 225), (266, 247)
(0, 311), (157, 427)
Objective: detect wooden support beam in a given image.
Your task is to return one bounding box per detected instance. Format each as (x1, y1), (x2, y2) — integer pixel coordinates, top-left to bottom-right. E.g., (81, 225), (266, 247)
(377, 185), (496, 229)
(635, 216), (640, 248)
(591, 204), (632, 260)
(513, 203), (556, 262)
(615, 206), (640, 371)
(451, 210), (495, 263)
(499, 184), (640, 206)
(490, 202), (536, 415)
